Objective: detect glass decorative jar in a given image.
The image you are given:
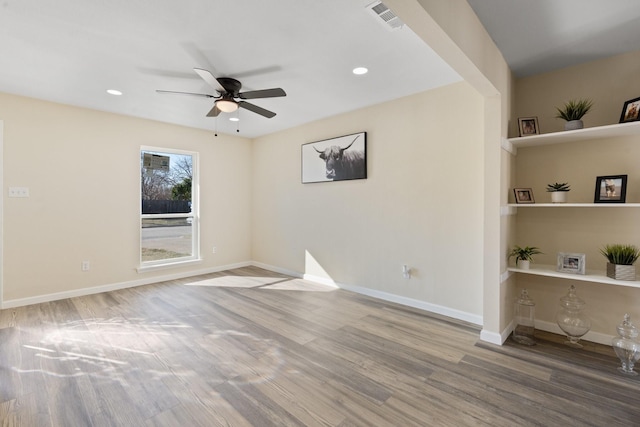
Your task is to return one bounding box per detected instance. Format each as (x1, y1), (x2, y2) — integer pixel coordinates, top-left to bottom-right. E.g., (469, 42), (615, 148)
(556, 284), (591, 348)
(513, 289), (536, 346)
(612, 314), (640, 376)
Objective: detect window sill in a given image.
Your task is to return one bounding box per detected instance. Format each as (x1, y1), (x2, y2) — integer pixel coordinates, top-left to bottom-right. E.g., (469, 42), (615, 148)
(137, 258), (202, 274)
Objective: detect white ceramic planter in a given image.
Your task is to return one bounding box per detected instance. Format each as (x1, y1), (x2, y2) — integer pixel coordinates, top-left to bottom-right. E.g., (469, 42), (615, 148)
(551, 192), (568, 203)
(518, 260), (530, 270)
(564, 120), (584, 131)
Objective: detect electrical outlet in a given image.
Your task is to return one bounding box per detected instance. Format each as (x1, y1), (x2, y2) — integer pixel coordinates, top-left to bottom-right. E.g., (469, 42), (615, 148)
(212, 247), (217, 254)
(82, 261), (90, 271)
(402, 264), (411, 279)
(8, 187), (29, 197)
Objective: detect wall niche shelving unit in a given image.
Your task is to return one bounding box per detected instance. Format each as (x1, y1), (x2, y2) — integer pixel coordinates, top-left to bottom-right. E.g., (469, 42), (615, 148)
(506, 121), (640, 288)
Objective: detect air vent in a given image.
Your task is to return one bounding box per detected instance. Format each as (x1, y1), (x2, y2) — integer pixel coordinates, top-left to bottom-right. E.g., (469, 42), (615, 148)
(367, 1), (404, 31)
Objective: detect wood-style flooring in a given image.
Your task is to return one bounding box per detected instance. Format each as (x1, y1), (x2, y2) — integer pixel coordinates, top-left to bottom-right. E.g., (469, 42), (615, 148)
(0, 266), (638, 426)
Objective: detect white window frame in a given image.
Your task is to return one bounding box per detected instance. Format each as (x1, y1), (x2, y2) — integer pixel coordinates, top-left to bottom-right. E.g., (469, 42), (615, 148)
(138, 146), (200, 272)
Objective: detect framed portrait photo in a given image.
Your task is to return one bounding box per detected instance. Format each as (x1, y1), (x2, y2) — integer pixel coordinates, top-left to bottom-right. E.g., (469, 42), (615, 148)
(557, 253), (586, 275)
(301, 132), (367, 184)
(594, 175), (627, 203)
(619, 96), (640, 123)
(513, 188), (535, 204)
(518, 117), (540, 136)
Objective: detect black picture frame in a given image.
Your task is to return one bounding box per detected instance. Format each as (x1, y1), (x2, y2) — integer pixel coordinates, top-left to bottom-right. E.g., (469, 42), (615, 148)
(513, 188), (535, 204)
(518, 117), (540, 136)
(301, 132), (367, 184)
(619, 97), (640, 123)
(594, 175), (627, 203)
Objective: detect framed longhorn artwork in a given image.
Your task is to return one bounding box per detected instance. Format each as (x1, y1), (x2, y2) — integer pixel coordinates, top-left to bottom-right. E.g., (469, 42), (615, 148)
(301, 132), (367, 184)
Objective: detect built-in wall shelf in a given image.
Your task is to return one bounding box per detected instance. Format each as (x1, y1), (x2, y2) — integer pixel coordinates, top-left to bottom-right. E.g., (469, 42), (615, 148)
(508, 203), (640, 208)
(509, 121), (640, 148)
(508, 265), (640, 289)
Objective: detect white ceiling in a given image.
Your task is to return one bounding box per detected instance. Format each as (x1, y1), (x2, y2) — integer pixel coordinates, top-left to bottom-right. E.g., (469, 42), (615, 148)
(2, 1), (638, 138)
(467, 0), (640, 77)
(0, 0), (461, 138)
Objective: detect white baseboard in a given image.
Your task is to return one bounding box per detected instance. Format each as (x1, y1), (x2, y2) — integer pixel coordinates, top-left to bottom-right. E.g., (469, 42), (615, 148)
(302, 273), (339, 288)
(480, 329), (505, 345)
(1, 261), (252, 309)
(251, 261), (304, 279)
(303, 272), (481, 325)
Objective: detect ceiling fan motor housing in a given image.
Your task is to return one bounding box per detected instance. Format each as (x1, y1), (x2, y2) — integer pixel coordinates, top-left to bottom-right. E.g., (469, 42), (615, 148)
(217, 77), (242, 97)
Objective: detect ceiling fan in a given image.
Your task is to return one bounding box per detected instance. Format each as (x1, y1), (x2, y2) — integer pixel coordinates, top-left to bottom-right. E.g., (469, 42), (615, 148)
(157, 68), (286, 118)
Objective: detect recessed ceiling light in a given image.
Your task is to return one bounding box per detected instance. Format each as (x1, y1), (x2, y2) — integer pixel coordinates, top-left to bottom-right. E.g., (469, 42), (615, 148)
(106, 89), (122, 96)
(352, 67), (368, 75)
(229, 117), (239, 122)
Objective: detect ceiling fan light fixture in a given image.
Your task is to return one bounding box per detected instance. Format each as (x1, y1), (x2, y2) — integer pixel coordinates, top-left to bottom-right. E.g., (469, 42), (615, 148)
(216, 99), (238, 113)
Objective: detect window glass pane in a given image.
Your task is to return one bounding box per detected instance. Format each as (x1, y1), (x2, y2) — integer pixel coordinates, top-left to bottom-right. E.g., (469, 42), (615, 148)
(140, 149), (196, 264)
(141, 152), (193, 213)
(141, 218), (193, 262)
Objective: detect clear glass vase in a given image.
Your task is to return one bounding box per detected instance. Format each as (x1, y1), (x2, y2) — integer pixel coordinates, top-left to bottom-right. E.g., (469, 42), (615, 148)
(556, 285), (591, 348)
(612, 314), (640, 375)
(513, 289), (536, 346)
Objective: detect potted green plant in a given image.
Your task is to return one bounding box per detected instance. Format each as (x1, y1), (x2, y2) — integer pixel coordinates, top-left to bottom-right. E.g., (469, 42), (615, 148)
(508, 245), (542, 270)
(600, 244), (640, 281)
(555, 98), (593, 131)
(546, 182), (571, 203)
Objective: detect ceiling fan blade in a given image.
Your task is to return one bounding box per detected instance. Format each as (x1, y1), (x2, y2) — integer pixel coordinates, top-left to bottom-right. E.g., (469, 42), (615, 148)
(194, 68), (226, 93)
(238, 101), (276, 118)
(239, 88), (286, 100)
(206, 105), (222, 117)
(156, 89), (215, 98)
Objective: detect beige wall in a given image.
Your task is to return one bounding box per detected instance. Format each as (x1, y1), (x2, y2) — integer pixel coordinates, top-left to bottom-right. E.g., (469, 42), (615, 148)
(510, 50), (640, 342)
(514, 50), (640, 136)
(1, 92), (252, 303)
(252, 82), (485, 319)
(388, 0), (513, 341)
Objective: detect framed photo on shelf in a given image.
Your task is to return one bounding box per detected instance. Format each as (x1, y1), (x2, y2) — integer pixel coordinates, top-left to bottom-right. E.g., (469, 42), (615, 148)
(513, 188), (535, 204)
(557, 253), (586, 275)
(619, 96), (640, 123)
(518, 117), (540, 136)
(594, 175), (627, 203)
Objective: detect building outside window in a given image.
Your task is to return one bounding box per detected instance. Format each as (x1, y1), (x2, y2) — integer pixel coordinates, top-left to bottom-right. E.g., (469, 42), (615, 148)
(140, 147), (199, 267)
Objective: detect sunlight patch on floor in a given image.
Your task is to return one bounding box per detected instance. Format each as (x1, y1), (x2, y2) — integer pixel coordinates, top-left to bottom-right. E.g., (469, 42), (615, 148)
(185, 275), (280, 288)
(262, 279), (335, 292)
(186, 275), (337, 292)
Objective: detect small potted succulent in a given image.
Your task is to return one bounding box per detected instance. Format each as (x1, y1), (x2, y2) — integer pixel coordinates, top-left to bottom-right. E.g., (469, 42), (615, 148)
(509, 245), (543, 270)
(600, 244), (640, 281)
(555, 98), (593, 131)
(546, 182), (571, 203)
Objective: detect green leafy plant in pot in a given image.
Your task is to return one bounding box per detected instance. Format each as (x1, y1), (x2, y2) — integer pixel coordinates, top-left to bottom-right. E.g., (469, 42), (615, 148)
(600, 244), (640, 281)
(555, 98), (593, 131)
(509, 245), (542, 270)
(546, 182), (570, 203)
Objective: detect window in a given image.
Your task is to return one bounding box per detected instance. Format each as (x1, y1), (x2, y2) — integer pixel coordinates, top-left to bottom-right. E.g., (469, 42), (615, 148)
(140, 147), (199, 268)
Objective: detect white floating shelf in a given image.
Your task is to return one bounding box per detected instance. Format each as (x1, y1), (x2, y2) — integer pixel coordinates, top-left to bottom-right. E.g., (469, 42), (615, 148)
(507, 264), (640, 288)
(507, 203), (640, 208)
(509, 121), (640, 148)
